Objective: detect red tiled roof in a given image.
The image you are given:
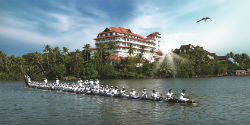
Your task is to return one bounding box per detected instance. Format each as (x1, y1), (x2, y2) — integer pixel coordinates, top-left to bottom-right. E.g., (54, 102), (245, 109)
(144, 37), (152, 40)
(111, 55), (121, 61)
(98, 27), (144, 39)
(156, 50), (163, 55)
(96, 27), (160, 42)
(146, 32), (161, 38)
(94, 35), (155, 44)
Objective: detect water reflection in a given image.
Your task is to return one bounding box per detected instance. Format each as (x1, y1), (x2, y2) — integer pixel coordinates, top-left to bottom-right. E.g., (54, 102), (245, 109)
(0, 77), (250, 125)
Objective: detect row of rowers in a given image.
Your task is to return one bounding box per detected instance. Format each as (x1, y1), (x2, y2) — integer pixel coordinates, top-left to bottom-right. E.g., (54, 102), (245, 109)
(28, 78), (192, 102)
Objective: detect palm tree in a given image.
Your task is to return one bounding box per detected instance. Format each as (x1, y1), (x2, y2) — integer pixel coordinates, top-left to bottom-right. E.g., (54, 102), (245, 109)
(150, 48), (155, 61)
(140, 45), (146, 54)
(233, 54), (241, 64)
(83, 44), (91, 61)
(16, 56), (25, 74)
(61, 47), (69, 64)
(97, 42), (106, 60)
(127, 43), (135, 56)
(93, 51), (100, 69)
(137, 45), (146, 62)
(44, 44), (52, 53)
(107, 41), (116, 50)
(62, 47), (69, 55)
(43, 44), (52, 67)
(31, 52), (45, 76)
(159, 58), (175, 77)
(53, 46), (62, 64)
(226, 52), (234, 58)
(9, 54), (15, 67)
(0, 51), (8, 72)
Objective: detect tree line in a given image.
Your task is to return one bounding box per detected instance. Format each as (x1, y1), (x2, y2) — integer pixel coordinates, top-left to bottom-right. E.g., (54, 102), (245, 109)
(0, 43), (249, 81)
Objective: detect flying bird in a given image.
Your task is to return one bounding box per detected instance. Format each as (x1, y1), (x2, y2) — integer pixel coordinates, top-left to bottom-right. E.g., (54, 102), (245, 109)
(196, 17), (212, 23)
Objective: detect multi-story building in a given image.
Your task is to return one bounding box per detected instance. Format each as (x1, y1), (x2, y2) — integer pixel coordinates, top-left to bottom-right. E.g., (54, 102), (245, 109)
(94, 27), (163, 62)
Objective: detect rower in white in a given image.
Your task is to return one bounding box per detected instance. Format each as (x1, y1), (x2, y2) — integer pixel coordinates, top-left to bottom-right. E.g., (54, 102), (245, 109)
(95, 79), (100, 89)
(89, 80), (94, 89)
(120, 87), (128, 97)
(99, 85), (105, 95)
(179, 89), (189, 101)
(77, 78), (83, 86)
(84, 80), (89, 85)
(27, 75), (31, 83)
(56, 78), (59, 85)
(130, 89), (138, 98)
(151, 90), (160, 100)
(166, 89), (174, 100)
(104, 85), (109, 95)
(141, 89), (148, 99)
(44, 78), (48, 84)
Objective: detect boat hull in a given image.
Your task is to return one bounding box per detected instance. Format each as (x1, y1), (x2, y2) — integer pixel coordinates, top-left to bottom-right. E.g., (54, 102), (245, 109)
(24, 81), (198, 104)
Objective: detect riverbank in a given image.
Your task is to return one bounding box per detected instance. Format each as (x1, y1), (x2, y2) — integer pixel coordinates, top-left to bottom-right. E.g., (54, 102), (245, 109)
(1, 74), (249, 82)
(1, 46), (249, 82)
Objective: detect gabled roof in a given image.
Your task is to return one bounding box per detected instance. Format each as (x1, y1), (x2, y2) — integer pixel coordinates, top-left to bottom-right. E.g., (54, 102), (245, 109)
(180, 44), (193, 50)
(208, 53), (216, 57)
(99, 27), (144, 39)
(146, 32), (161, 38)
(216, 56), (228, 61)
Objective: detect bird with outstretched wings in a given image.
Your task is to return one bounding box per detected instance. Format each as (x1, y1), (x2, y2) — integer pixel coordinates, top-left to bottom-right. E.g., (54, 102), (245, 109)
(196, 17), (212, 23)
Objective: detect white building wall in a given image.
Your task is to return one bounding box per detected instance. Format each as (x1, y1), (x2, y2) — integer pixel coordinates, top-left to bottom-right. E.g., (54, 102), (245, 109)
(95, 31), (161, 62)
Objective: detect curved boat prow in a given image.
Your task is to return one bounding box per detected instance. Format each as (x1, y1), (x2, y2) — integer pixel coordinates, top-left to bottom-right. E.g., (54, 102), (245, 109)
(24, 74), (30, 87)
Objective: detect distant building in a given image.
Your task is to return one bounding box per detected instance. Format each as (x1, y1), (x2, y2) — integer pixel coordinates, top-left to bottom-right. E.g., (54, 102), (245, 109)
(216, 56), (228, 61)
(235, 70), (247, 76)
(93, 27), (163, 62)
(174, 44), (195, 53)
(174, 44), (226, 60)
(207, 53), (216, 60)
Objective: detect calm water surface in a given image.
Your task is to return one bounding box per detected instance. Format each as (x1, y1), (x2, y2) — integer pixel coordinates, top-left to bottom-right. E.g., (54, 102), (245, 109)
(0, 76), (249, 125)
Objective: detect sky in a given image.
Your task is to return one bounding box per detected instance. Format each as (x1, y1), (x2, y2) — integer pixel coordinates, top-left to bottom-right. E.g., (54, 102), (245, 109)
(0, 0), (249, 56)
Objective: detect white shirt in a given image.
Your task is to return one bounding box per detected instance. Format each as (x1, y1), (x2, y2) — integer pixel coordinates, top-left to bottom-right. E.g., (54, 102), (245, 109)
(142, 91), (147, 98)
(95, 80), (99, 84)
(151, 92), (158, 98)
(114, 89), (118, 94)
(84, 81), (89, 85)
(44, 79), (47, 84)
(166, 92), (173, 98)
(130, 91), (136, 96)
(95, 88), (99, 94)
(56, 79), (59, 85)
(90, 81), (94, 88)
(179, 92), (185, 99)
(121, 89), (126, 95)
(105, 88), (109, 93)
(77, 80), (82, 84)
(27, 76), (31, 82)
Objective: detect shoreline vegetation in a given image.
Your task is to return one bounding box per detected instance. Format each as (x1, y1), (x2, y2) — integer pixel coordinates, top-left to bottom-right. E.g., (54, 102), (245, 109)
(0, 44), (250, 81)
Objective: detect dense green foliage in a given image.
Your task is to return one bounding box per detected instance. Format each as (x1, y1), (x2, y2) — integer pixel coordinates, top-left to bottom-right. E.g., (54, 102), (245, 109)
(0, 45), (249, 81)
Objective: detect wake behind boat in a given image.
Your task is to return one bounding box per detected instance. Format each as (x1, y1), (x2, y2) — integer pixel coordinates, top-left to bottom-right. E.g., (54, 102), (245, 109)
(24, 75), (198, 104)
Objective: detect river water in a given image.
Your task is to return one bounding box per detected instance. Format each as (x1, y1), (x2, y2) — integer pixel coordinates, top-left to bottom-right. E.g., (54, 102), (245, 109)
(0, 76), (249, 125)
